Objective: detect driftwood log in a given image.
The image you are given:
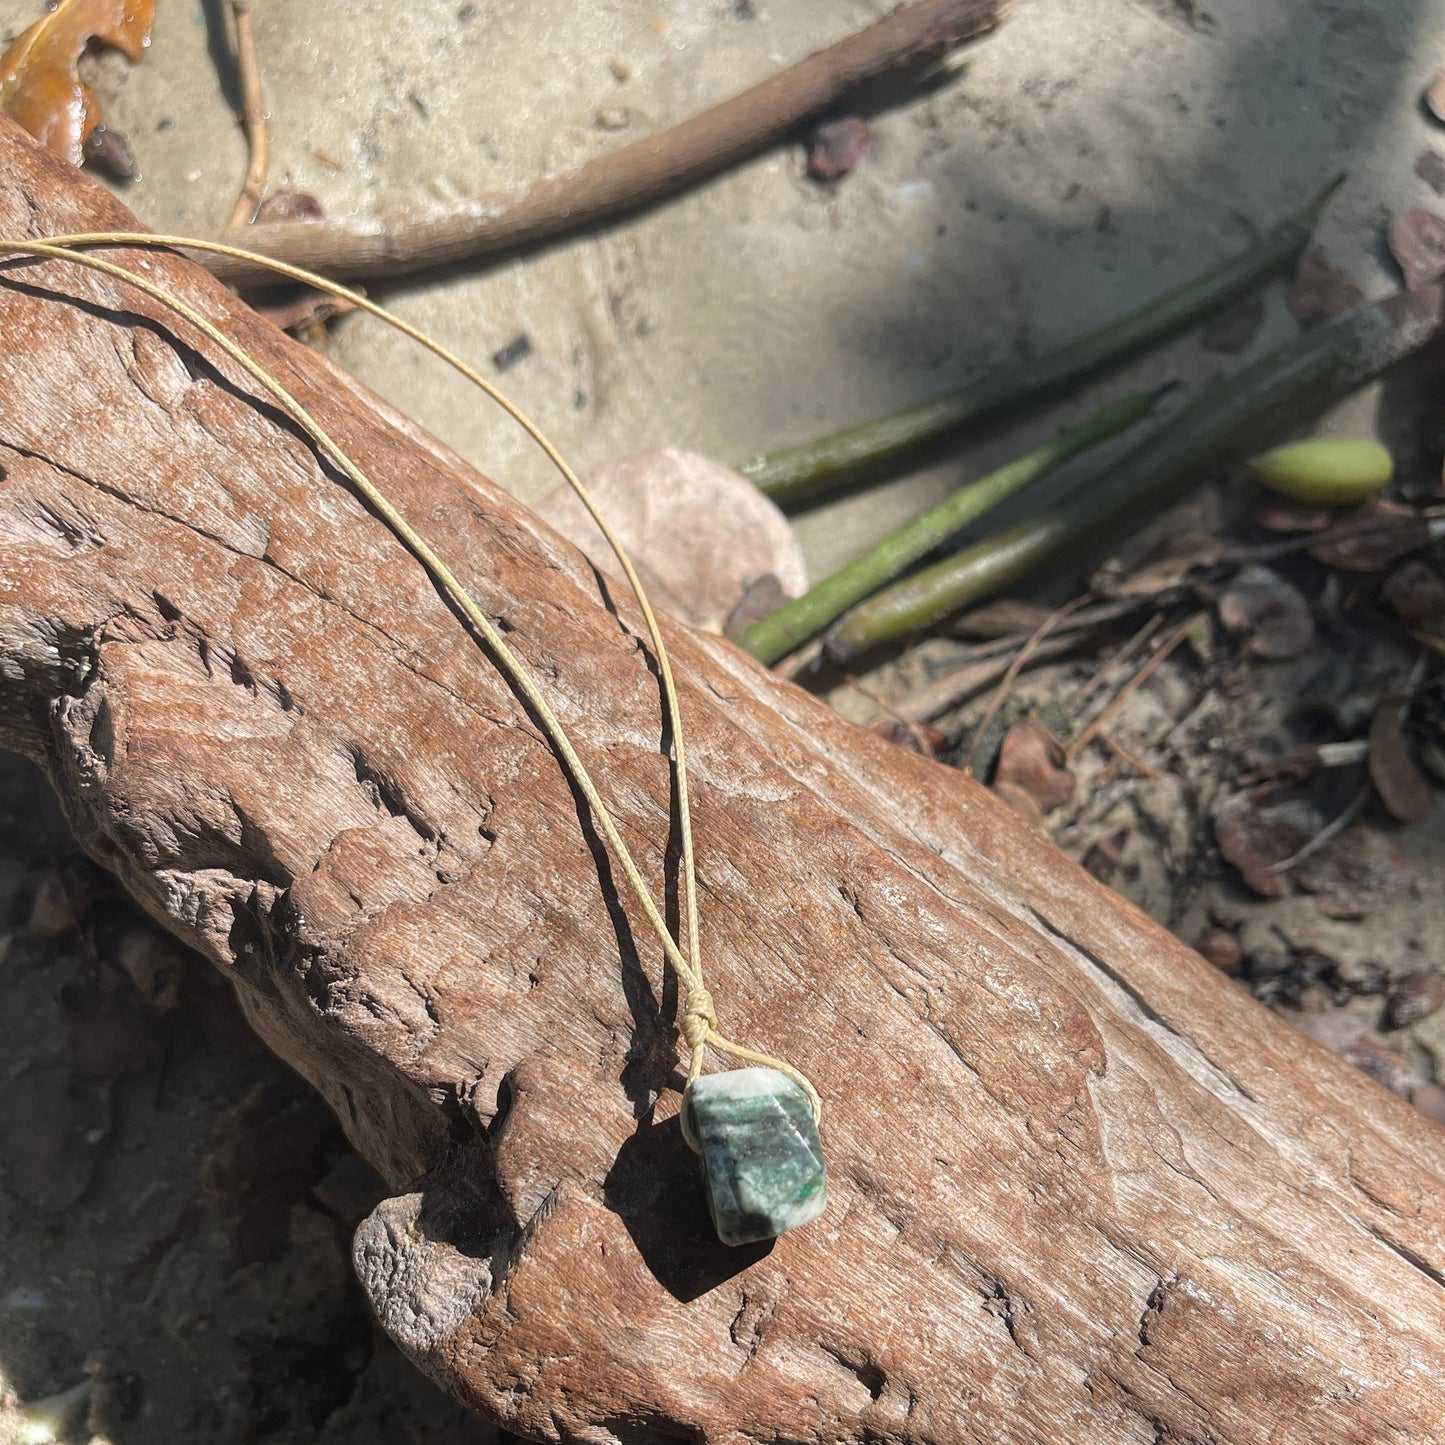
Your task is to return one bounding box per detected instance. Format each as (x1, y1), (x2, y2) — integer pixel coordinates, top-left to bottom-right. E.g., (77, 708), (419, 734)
(2, 123), (1444, 1444)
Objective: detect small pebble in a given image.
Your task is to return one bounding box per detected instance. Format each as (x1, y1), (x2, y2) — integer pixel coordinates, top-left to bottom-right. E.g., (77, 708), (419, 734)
(805, 116), (869, 181)
(492, 333), (532, 372)
(595, 107), (630, 131)
(609, 56), (632, 82)
(1412, 1082), (1445, 1125)
(83, 125), (137, 181)
(28, 872), (77, 938)
(115, 927), (188, 1012)
(1199, 295), (1264, 355)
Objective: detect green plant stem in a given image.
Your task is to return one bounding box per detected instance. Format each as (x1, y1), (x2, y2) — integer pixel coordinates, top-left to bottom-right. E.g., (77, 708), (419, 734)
(825, 284), (1445, 659)
(737, 390), (1157, 665)
(738, 175), (1344, 507)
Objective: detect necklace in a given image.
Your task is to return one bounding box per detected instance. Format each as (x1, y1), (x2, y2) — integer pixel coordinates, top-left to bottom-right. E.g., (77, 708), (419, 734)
(0, 229), (826, 1247)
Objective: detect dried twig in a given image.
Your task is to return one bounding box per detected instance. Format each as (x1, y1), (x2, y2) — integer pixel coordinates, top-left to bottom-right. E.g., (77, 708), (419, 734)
(893, 632), (1086, 723)
(1094, 729), (1163, 780)
(1224, 507), (1445, 566)
(1067, 613), (1207, 760)
(844, 676), (941, 756)
(225, 0), (270, 229)
(1267, 783), (1371, 875)
(198, 0), (1009, 283)
(1064, 612), (1165, 719)
(962, 595), (1090, 771)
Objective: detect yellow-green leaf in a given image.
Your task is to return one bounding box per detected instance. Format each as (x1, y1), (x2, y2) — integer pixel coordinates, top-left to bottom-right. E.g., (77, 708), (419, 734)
(1249, 437), (1393, 505)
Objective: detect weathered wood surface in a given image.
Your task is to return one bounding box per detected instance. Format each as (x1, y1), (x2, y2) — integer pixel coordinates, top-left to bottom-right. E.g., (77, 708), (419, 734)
(1, 123), (1444, 1444)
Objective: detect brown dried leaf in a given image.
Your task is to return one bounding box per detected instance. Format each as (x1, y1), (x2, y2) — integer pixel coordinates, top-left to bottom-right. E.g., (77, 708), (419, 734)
(1389, 208), (1445, 291)
(991, 778), (1045, 831)
(1217, 565), (1315, 660)
(1214, 798), (1322, 898)
(992, 719), (1074, 815)
(0, 0), (155, 166)
(1295, 826), (1410, 919)
(0, 1065), (112, 1210)
(1382, 559), (1445, 630)
(1287, 247), (1364, 329)
(1369, 694), (1431, 823)
(1387, 970), (1445, 1029)
(1310, 498), (1428, 572)
(536, 449), (806, 632)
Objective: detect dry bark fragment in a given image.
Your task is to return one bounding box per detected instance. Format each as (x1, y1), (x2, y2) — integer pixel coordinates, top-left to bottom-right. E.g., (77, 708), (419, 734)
(2, 122), (1445, 1444)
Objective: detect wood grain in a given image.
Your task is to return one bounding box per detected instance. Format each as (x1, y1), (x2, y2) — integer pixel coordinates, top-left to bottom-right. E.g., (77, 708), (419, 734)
(1, 122), (1443, 1443)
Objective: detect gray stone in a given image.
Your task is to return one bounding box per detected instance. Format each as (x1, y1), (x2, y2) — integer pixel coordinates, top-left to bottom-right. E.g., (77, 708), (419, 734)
(683, 1068), (826, 1247)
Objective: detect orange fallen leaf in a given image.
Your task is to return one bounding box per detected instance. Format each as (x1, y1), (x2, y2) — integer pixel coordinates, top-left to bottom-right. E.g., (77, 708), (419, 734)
(0, 0), (154, 166)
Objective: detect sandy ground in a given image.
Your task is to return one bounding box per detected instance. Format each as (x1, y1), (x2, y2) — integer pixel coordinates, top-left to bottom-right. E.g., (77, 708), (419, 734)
(2, 0), (1445, 1439)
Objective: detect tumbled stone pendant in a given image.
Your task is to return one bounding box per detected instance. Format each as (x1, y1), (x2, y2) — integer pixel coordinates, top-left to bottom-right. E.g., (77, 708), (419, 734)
(683, 1067), (827, 1246)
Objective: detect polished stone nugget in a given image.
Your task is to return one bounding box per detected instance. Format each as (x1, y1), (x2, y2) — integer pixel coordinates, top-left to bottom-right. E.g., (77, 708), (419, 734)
(683, 1067), (826, 1246)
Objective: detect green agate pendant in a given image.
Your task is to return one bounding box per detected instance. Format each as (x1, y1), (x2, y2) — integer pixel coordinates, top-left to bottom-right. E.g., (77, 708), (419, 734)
(683, 1067), (827, 1246)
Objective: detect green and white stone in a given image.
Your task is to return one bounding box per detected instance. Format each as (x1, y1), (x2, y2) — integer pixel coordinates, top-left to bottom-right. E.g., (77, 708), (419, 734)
(683, 1067), (826, 1247)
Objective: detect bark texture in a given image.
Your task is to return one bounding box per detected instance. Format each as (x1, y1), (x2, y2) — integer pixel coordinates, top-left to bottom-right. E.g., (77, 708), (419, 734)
(1, 123), (1444, 1444)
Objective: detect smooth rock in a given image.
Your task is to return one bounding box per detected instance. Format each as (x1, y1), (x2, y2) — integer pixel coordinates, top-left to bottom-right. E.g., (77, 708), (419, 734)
(683, 1067), (826, 1247)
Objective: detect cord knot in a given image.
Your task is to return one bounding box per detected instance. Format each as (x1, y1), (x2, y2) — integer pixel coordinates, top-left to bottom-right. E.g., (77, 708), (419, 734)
(681, 985), (716, 1054)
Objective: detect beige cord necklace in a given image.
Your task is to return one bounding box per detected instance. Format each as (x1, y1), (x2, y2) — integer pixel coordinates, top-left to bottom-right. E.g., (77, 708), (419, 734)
(0, 230), (827, 1245)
